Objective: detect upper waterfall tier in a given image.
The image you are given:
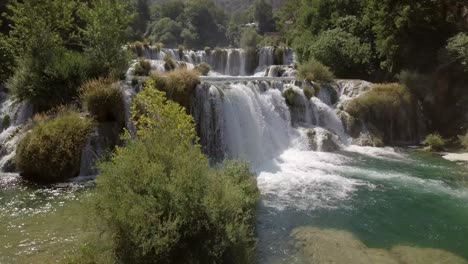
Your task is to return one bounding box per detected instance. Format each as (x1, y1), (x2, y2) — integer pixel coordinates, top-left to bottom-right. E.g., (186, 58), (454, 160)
(132, 46), (296, 76)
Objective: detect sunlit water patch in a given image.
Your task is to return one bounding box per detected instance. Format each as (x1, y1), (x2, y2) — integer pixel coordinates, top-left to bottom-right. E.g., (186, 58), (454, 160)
(0, 174), (92, 264)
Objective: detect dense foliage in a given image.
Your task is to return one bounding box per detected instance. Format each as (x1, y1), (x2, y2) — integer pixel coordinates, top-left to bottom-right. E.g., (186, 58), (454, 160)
(298, 59), (335, 82)
(278, 0), (466, 79)
(3, 0), (132, 110)
(146, 0), (229, 48)
(459, 131), (468, 150)
(423, 133), (445, 152)
(148, 69), (201, 111)
(92, 86), (259, 263)
(80, 78), (125, 126)
(275, 0), (468, 136)
(16, 110), (94, 183)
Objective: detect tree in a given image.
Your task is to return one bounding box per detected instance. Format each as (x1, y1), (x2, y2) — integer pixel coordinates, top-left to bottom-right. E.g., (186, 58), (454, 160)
(79, 0), (133, 77)
(131, 0), (151, 39)
(181, 0), (228, 48)
(363, 0), (458, 74)
(89, 83), (259, 263)
(147, 17), (183, 47)
(254, 0), (274, 33)
(446, 33), (468, 71)
(308, 28), (372, 79)
(0, 34), (14, 83)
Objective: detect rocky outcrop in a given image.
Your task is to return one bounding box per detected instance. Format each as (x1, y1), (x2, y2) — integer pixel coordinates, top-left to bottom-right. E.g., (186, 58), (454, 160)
(307, 128), (341, 152)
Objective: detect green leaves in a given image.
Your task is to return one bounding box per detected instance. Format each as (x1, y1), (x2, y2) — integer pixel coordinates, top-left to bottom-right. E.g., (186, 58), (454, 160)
(94, 84), (259, 263)
(447, 33), (468, 71)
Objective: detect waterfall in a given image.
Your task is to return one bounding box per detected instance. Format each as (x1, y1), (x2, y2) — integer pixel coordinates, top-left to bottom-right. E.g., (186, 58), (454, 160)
(131, 46), (296, 77)
(0, 93), (33, 172)
(192, 78), (356, 166)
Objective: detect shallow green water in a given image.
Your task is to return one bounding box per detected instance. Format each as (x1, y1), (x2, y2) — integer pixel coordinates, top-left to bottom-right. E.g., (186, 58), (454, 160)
(0, 176), (92, 264)
(1, 148), (467, 263)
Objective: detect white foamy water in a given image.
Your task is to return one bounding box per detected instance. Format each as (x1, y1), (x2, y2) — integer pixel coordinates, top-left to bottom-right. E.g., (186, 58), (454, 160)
(256, 149), (369, 211)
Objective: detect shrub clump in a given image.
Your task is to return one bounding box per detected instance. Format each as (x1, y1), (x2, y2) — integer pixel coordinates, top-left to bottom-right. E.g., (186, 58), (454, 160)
(423, 133), (445, 152)
(163, 55), (177, 71)
(273, 47), (284, 65)
(80, 78), (125, 125)
(134, 59), (152, 76)
(195, 63), (211, 76)
(298, 59), (335, 82)
(92, 88), (259, 263)
(1, 115), (11, 131)
(346, 83), (416, 143)
(458, 131), (468, 150)
(303, 86), (315, 100)
(16, 110), (94, 183)
(131, 41), (144, 57)
(283, 88), (300, 106)
(149, 69), (200, 111)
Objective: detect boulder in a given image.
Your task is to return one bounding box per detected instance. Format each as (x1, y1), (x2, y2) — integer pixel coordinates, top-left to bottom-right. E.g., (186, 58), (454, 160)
(307, 128), (341, 152)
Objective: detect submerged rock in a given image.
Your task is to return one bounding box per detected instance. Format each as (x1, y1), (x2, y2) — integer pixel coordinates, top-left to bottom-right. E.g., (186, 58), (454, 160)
(292, 227), (468, 264)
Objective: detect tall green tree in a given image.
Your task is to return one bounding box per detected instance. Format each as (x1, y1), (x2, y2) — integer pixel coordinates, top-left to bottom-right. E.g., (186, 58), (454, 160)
(79, 0), (133, 77)
(254, 0), (274, 33)
(181, 0), (228, 48)
(363, 0), (458, 74)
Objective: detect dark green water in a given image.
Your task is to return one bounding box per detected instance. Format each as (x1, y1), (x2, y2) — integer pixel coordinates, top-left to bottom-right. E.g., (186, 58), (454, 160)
(1, 148), (467, 263)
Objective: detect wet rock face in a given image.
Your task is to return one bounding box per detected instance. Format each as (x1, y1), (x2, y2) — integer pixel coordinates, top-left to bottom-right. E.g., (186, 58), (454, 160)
(79, 121), (123, 176)
(307, 128), (340, 152)
(336, 109), (361, 138)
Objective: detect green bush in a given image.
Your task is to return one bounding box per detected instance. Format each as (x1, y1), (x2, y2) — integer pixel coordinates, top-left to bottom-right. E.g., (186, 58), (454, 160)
(204, 46), (212, 54)
(398, 70), (432, 98)
(458, 131), (468, 150)
(307, 28), (372, 79)
(131, 41), (144, 57)
(93, 88), (259, 263)
(178, 45), (185, 59)
(303, 86), (315, 100)
(423, 133), (445, 151)
(283, 88), (299, 106)
(156, 69), (200, 111)
(1, 115), (11, 130)
(298, 58), (335, 82)
(9, 49), (94, 111)
(346, 83), (417, 143)
(0, 34), (15, 83)
(446, 33), (468, 71)
(80, 78), (125, 125)
(273, 47), (284, 65)
(134, 59), (152, 76)
(163, 55), (177, 71)
(195, 63), (211, 76)
(16, 110), (94, 183)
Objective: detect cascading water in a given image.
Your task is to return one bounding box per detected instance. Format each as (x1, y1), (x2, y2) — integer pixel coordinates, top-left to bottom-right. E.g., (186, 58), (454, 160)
(0, 92), (33, 172)
(130, 46), (295, 77)
(191, 76), (468, 263)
